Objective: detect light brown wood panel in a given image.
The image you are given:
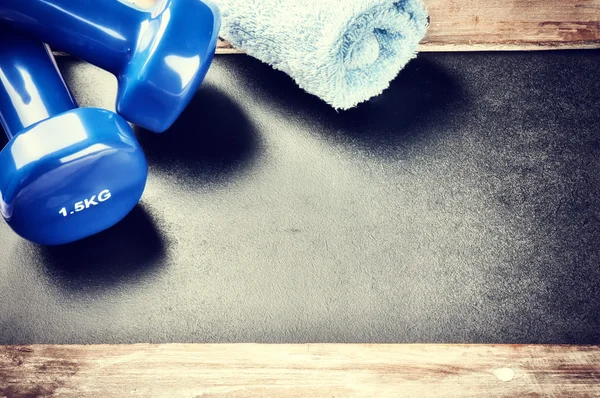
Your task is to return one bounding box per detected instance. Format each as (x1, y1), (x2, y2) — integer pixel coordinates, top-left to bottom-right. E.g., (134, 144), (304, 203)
(422, 0), (600, 51)
(2, 344), (600, 397)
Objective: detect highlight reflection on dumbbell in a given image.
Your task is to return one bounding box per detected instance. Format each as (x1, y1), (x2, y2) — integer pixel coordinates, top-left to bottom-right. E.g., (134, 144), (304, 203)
(0, 27), (148, 246)
(0, 0), (221, 133)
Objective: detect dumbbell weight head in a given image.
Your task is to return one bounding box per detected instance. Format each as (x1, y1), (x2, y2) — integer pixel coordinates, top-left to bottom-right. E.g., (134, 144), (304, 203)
(0, 109), (148, 246)
(0, 28), (148, 246)
(0, 0), (221, 133)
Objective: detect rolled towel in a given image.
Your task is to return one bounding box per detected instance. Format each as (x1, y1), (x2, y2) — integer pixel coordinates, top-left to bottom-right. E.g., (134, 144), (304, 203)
(214, 0), (429, 109)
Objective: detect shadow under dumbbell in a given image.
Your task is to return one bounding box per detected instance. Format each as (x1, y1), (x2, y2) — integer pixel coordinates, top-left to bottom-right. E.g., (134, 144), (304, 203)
(31, 204), (168, 293)
(135, 84), (262, 186)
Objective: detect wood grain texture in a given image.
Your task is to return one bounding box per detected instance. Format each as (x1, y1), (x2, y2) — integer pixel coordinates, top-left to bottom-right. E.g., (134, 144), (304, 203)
(214, 0), (600, 53)
(2, 344), (600, 397)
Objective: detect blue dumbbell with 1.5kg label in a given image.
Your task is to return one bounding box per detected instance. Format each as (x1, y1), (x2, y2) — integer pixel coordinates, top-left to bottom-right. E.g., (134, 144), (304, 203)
(0, 27), (148, 246)
(0, 0), (221, 133)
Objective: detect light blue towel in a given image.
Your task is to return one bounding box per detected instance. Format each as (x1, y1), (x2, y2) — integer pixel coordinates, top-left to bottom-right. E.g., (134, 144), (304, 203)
(214, 0), (429, 109)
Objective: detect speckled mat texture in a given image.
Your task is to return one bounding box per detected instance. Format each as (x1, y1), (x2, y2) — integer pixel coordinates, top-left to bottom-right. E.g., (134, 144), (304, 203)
(1, 50), (599, 344)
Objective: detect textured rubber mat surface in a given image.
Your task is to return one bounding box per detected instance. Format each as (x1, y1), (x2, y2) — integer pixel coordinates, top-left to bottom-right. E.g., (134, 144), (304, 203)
(1, 51), (599, 344)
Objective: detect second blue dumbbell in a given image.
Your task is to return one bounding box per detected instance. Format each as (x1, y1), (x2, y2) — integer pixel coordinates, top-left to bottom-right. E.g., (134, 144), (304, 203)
(0, 0), (221, 133)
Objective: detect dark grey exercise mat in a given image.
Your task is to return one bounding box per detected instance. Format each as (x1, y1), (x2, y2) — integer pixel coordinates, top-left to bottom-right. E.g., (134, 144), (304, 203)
(1, 51), (599, 344)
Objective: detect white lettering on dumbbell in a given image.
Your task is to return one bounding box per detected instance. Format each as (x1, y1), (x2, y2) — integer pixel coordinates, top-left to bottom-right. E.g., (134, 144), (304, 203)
(58, 189), (112, 217)
(84, 196), (98, 208)
(98, 189), (111, 202)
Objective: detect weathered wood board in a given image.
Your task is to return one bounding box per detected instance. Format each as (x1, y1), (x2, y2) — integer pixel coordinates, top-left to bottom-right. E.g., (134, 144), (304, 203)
(2, 344), (600, 397)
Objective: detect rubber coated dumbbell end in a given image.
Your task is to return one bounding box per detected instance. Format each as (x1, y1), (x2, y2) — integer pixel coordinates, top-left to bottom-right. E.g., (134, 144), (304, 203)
(0, 108), (148, 246)
(118, 0), (221, 132)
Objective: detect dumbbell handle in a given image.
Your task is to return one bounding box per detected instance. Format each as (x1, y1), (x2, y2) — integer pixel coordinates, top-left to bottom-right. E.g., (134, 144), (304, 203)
(0, 30), (76, 139)
(0, 0), (147, 73)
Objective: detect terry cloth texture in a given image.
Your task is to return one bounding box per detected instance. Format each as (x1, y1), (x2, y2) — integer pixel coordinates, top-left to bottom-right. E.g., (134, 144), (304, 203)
(214, 0), (429, 109)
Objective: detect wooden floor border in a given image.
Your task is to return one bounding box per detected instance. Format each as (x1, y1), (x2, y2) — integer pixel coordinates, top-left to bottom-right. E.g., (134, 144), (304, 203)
(1, 344), (600, 396)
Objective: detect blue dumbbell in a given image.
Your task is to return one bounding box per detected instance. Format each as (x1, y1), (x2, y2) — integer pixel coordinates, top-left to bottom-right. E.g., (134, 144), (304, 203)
(0, 0), (221, 133)
(0, 27), (148, 246)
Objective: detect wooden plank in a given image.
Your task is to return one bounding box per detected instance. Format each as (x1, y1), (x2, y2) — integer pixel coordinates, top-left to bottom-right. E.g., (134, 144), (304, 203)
(215, 0), (600, 53)
(1, 344), (600, 397)
(421, 0), (600, 51)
